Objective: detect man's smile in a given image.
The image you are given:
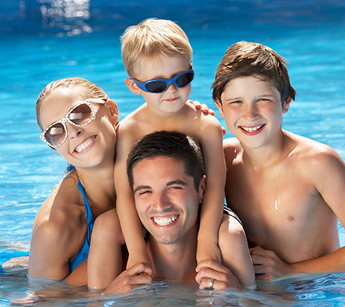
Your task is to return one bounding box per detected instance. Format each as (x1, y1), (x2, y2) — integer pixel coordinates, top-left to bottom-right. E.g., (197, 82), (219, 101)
(152, 214), (179, 226)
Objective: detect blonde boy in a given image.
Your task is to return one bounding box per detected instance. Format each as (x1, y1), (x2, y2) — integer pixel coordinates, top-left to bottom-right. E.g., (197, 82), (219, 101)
(114, 19), (255, 288)
(213, 41), (345, 281)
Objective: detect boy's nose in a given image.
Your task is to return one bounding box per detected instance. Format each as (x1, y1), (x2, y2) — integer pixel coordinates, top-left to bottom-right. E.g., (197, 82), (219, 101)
(165, 83), (177, 92)
(243, 104), (258, 120)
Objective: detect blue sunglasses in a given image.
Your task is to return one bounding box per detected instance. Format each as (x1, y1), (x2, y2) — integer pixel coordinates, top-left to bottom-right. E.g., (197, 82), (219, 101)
(132, 69), (194, 93)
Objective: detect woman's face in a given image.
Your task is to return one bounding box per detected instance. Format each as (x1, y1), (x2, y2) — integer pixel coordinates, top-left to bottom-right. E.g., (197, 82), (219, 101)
(39, 86), (118, 169)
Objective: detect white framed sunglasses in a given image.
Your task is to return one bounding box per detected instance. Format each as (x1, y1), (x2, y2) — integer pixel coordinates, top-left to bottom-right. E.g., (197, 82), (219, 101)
(40, 99), (107, 149)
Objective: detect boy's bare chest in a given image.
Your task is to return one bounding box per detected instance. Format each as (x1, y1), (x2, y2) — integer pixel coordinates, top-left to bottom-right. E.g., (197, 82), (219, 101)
(225, 163), (323, 240)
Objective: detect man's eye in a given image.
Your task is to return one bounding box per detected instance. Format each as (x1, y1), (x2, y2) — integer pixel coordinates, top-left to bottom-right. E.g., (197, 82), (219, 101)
(139, 190), (151, 196)
(170, 186), (182, 190)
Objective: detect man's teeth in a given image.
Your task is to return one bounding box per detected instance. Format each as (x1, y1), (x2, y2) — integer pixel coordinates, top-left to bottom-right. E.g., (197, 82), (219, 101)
(153, 216), (177, 226)
(242, 125), (263, 132)
(76, 138), (94, 153)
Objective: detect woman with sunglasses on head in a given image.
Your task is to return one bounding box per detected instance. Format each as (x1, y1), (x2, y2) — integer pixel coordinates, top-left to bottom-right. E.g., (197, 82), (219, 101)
(29, 77), (124, 291)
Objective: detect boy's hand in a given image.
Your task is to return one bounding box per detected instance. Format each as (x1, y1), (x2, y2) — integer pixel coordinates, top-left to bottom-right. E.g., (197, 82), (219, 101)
(250, 246), (292, 281)
(103, 262), (153, 294)
(195, 259), (242, 290)
(188, 100), (216, 116)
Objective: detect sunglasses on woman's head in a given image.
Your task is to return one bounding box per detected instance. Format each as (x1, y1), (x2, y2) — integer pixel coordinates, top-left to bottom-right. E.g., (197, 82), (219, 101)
(132, 69), (194, 93)
(40, 99), (107, 149)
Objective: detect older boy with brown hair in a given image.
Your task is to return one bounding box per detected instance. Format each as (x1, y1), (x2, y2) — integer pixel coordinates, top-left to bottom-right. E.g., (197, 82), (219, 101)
(213, 41), (345, 281)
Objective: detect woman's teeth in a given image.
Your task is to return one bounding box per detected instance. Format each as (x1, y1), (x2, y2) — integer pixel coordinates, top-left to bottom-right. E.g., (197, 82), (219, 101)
(75, 137), (95, 153)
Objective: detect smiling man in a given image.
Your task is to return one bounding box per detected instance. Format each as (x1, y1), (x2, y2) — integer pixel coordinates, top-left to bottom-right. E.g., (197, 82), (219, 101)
(103, 130), (255, 293)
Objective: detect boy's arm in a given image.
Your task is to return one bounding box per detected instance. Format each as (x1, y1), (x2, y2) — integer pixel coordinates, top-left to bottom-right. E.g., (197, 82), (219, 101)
(114, 128), (152, 269)
(252, 147), (345, 280)
(197, 116), (226, 264)
(251, 245), (345, 281)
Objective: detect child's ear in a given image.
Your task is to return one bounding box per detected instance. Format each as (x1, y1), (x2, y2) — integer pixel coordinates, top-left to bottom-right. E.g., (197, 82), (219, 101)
(106, 100), (119, 123)
(282, 97), (292, 113)
(215, 99), (224, 118)
(125, 78), (141, 95)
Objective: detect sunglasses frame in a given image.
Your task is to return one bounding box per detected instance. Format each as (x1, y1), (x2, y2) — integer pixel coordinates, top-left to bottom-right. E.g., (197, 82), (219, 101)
(40, 98), (107, 149)
(132, 69), (194, 93)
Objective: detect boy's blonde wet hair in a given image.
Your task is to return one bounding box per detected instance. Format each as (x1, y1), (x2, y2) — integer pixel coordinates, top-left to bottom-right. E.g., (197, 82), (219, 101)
(121, 18), (193, 78)
(212, 41), (296, 106)
(36, 77), (109, 130)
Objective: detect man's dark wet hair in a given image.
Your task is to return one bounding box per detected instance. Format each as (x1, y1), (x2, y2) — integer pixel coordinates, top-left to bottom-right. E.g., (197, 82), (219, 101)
(127, 131), (204, 191)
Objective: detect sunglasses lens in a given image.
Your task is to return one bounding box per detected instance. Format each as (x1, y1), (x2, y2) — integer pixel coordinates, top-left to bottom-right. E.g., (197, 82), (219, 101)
(145, 81), (168, 93)
(176, 72), (194, 88)
(45, 123), (66, 147)
(69, 103), (93, 125)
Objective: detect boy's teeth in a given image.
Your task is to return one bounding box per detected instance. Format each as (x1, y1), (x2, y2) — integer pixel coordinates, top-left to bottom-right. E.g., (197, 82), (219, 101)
(76, 138), (94, 153)
(153, 216), (177, 226)
(242, 125), (262, 132)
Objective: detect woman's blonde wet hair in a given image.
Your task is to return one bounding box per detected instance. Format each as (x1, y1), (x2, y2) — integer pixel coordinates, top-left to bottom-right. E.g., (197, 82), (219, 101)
(36, 77), (109, 130)
(121, 18), (193, 78)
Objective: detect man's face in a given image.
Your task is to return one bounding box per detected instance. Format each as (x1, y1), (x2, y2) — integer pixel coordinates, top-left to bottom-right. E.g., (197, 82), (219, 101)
(132, 156), (205, 245)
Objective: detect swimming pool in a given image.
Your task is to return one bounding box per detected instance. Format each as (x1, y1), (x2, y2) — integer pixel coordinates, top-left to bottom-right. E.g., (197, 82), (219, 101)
(1, 0), (345, 305)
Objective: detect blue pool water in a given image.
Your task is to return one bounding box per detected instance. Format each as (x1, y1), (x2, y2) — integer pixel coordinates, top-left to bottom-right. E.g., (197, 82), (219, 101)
(1, 0), (345, 305)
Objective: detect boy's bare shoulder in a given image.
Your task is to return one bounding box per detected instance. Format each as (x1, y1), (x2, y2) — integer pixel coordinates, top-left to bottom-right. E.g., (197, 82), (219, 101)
(184, 103), (221, 128)
(117, 104), (147, 142)
(223, 137), (243, 154)
(287, 131), (343, 170)
(288, 132), (339, 158)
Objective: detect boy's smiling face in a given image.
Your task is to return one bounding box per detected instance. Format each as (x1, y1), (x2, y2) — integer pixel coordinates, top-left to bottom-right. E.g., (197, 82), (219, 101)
(126, 55), (192, 115)
(217, 75), (291, 150)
